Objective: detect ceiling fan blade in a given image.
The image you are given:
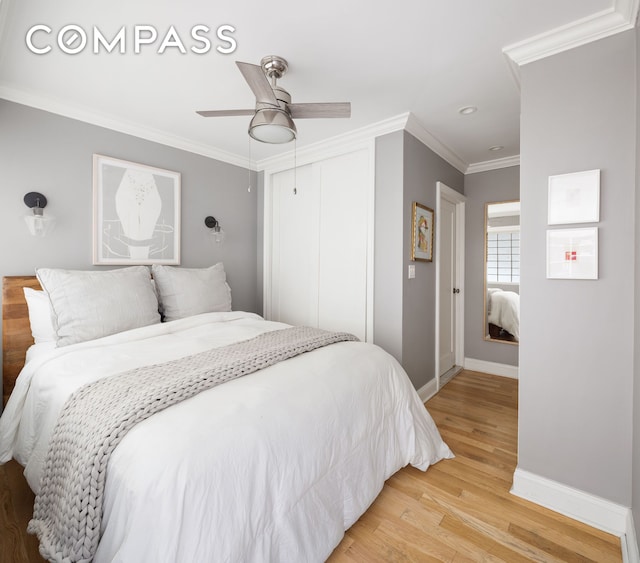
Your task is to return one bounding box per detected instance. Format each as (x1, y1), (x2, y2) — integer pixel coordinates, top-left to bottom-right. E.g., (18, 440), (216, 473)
(236, 61), (279, 106)
(289, 102), (351, 119)
(196, 109), (255, 117)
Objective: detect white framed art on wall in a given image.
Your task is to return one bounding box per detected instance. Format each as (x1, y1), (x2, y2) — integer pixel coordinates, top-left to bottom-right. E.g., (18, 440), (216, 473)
(93, 154), (181, 265)
(546, 227), (598, 280)
(547, 169), (600, 225)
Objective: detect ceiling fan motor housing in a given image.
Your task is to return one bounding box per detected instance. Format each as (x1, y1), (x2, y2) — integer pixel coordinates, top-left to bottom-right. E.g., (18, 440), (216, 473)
(259, 56), (292, 112)
(261, 55), (289, 81)
(263, 86), (291, 112)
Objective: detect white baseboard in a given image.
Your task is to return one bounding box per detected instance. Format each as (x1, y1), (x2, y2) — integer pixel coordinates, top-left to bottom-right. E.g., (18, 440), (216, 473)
(417, 377), (438, 403)
(464, 357), (519, 379)
(622, 511), (640, 563)
(511, 468), (634, 543)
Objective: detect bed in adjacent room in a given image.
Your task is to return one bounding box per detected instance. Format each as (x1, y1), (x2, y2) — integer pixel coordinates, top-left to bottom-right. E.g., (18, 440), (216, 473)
(487, 287), (520, 341)
(0, 265), (452, 563)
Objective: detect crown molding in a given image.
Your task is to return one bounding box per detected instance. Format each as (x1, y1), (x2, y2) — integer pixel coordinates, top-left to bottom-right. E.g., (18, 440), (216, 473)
(0, 84), (256, 170)
(256, 112), (471, 174)
(0, 84), (520, 178)
(503, 0), (639, 86)
(466, 154), (520, 174)
(404, 113), (467, 173)
(256, 113), (410, 172)
(1, 85), (468, 176)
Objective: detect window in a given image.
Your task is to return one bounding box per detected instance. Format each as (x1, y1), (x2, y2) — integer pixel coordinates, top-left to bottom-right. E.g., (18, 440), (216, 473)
(486, 230), (520, 283)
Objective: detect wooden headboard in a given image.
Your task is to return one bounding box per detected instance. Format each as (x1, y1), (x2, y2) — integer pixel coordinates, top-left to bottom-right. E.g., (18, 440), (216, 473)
(2, 276), (41, 406)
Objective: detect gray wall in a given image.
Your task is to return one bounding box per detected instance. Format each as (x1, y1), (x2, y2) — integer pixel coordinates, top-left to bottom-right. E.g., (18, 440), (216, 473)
(634, 23), (640, 546)
(374, 131), (405, 364)
(519, 31), (635, 505)
(0, 101), (259, 369)
(402, 132), (464, 389)
(464, 166), (519, 366)
(374, 131), (466, 389)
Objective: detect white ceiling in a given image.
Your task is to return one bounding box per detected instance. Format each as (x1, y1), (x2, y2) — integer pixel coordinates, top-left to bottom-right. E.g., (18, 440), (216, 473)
(0, 0), (634, 172)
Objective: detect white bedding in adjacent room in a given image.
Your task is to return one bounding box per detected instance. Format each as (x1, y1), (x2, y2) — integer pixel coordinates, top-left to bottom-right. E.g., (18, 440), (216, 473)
(0, 311), (452, 563)
(487, 288), (520, 340)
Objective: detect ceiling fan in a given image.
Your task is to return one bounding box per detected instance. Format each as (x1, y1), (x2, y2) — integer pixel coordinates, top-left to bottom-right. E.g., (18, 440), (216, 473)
(196, 55), (351, 144)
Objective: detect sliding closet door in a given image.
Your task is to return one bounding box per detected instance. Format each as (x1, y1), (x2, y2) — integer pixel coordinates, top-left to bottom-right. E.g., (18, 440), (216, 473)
(267, 148), (371, 341)
(316, 150), (369, 339)
(269, 164), (318, 328)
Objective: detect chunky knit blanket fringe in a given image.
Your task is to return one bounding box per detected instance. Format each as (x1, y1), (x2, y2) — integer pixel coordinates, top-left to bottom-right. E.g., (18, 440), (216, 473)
(28, 326), (358, 563)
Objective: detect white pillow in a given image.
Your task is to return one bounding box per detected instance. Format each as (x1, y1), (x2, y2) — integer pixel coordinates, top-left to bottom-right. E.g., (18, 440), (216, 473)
(23, 287), (56, 344)
(36, 266), (161, 347)
(151, 263), (232, 322)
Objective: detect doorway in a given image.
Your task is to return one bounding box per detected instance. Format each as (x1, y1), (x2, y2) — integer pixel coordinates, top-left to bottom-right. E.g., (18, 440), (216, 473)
(435, 182), (466, 390)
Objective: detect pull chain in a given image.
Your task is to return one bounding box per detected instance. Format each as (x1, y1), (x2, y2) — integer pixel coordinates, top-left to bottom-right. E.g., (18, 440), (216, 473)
(247, 138), (252, 193)
(293, 139), (297, 195)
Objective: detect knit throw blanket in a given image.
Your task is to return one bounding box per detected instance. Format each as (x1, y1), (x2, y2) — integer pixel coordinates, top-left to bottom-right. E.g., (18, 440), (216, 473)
(28, 326), (358, 563)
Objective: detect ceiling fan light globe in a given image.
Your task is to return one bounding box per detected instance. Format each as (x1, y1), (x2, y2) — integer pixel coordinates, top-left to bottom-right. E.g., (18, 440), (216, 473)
(249, 108), (297, 144)
(249, 124), (296, 144)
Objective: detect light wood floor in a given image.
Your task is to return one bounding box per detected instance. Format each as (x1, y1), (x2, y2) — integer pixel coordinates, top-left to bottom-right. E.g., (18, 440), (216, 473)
(327, 371), (622, 562)
(0, 371), (622, 562)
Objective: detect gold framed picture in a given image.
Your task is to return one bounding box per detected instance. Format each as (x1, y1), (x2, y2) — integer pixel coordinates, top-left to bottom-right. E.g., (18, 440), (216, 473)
(411, 201), (434, 262)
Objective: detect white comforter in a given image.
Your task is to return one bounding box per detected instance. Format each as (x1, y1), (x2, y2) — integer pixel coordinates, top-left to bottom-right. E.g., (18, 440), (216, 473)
(0, 312), (452, 563)
(487, 289), (520, 341)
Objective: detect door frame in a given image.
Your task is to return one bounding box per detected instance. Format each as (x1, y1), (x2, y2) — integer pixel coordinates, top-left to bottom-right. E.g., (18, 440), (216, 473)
(434, 181), (466, 390)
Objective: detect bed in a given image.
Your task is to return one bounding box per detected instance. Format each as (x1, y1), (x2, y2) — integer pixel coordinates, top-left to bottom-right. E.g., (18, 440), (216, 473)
(487, 287), (520, 341)
(0, 265), (452, 563)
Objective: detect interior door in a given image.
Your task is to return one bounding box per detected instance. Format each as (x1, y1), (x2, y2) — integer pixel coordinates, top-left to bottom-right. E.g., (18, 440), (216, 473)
(439, 197), (456, 375)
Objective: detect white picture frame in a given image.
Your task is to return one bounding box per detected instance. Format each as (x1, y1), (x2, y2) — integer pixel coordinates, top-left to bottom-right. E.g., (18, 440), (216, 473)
(546, 227), (598, 280)
(548, 169), (600, 225)
(93, 154), (181, 265)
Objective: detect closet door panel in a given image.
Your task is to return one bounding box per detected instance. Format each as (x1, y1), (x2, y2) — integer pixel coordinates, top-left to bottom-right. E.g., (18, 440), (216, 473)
(270, 164), (318, 327)
(317, 150), (369, 340)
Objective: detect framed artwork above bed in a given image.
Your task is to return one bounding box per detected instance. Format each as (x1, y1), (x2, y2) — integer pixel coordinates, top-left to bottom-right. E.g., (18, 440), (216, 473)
(93, 154), (181, 265)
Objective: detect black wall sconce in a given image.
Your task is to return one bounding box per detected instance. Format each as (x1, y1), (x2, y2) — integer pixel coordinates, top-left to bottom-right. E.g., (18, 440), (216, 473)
(24, 192), (55, 237)
(205, 216), (226, 244)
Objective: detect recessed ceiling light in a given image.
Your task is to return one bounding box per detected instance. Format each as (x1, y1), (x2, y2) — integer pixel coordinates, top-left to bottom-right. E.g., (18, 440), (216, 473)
(458, 106), (477, 115)
(489, 145), (504, 151)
